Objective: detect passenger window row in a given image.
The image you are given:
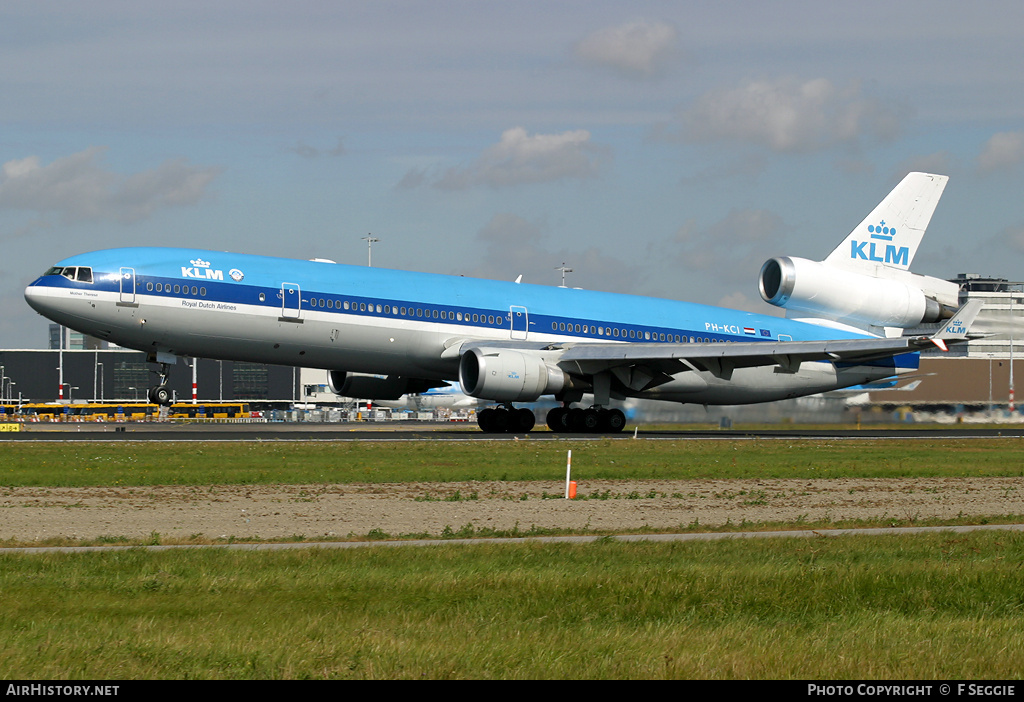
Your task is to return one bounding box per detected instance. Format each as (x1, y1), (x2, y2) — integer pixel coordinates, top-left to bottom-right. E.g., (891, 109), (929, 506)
(549, 321), (722, 343)
(307, 297), (505, 326)
(145, 281), (207, 297)
(135, 277), (729, 342)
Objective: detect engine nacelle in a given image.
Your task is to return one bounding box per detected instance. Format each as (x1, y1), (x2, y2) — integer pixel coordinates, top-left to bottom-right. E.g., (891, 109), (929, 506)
(459, 348), (567, 402)
(758, 256), (956, 330)
(328, 371), (443, 400)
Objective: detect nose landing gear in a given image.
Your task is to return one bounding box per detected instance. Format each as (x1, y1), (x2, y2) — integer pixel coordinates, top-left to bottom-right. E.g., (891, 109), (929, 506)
(147, 362), (173, 406)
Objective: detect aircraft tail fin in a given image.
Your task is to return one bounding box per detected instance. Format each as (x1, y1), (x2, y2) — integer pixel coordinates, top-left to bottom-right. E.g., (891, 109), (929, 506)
(824, 172), (948, 272)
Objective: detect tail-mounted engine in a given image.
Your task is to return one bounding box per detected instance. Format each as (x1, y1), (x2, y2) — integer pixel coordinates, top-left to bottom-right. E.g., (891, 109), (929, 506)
(759, 256), (959, 330)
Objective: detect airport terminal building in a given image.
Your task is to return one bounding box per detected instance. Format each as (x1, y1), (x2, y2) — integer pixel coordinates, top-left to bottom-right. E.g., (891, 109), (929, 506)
(876, 274), (1024, 408)
(0, 347), (306, 406)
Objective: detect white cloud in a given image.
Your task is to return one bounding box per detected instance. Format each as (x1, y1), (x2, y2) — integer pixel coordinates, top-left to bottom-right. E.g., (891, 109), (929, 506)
(408, 127), (608, 190)
(977, 132), (1024, 173)
(676, 78), (904, 153)
(573, 19), (678, 77)
(0, 147), (221, 224)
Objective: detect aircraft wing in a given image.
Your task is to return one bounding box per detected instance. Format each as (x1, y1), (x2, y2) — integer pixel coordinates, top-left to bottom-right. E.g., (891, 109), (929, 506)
(460, 301), (982, 382)
(564, 300), (982, 377)
(560, 335), (930, 375)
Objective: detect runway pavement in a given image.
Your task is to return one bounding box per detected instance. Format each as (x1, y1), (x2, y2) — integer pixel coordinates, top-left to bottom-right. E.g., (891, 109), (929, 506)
(3, 421), (1024, 441)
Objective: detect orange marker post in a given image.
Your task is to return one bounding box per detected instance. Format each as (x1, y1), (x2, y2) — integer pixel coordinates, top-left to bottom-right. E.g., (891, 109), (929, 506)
(564, 449), (573, 499)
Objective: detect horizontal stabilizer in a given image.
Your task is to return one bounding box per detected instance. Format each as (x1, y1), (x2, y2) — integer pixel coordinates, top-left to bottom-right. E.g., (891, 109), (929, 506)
(930, 300), (983, 351)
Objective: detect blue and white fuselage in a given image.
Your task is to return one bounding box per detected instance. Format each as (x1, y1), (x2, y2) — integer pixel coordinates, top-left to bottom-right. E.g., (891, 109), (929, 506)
(26, 247), (908, 395)
(23, 173), (978, 433)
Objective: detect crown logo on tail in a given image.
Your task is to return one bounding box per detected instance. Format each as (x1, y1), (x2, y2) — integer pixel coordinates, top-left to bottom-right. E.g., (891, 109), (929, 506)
(867, 221), (895, 241)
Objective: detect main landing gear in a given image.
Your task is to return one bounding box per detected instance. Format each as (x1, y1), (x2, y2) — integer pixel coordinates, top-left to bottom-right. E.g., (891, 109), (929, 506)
(476, 405), (536, 434)
(546, 406), (626, 434)
(475, 404), (627, 434)
(147, 362), (173, 406)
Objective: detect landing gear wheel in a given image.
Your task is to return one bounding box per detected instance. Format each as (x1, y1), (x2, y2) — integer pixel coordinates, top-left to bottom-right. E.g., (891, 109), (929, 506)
(147, 360), (174, 407)
(512, 408), (536, 433)
(477, 408), (497, 433)
(149, 385), (172, 406)
(547, 406), (625, 434)
(546, 407), (568, 432)
(565, 408), (584, 432)
(580, 409), (602, 433)
(479, 407), (535, 433)
(601, 408), (626, 434)
(490, 407), (510, 433)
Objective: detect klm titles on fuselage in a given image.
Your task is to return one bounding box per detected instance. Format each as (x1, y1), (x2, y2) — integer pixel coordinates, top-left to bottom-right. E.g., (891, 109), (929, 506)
(850, 221), (909, 266)
(179, 258), (244, 282)
(180, 261), (224, 280)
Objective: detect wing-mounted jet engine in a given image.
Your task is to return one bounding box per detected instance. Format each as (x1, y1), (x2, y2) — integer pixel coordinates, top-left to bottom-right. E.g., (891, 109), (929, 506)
(758, 172), (960, 337)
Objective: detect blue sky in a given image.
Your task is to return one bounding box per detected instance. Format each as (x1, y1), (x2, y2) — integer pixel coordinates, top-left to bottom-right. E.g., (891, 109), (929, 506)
(3, 1), (1024, 347)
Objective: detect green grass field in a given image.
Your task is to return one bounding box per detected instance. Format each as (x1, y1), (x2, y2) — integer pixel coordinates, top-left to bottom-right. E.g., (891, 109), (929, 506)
(2, 532), (1022, 679)
(2, 437), (1023, 679)
(4, 436), (1024, 487)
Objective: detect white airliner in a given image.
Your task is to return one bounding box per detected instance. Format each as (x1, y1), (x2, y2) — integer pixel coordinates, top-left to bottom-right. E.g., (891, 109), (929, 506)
(24, 172), (980, 433)
(369, 382), (486, 412)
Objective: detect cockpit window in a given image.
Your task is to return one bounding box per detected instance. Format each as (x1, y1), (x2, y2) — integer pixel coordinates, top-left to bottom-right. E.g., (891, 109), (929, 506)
(43, 266), (93, 283)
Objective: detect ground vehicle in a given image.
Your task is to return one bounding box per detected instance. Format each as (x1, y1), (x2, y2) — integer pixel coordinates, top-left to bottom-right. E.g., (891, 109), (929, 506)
(0, 402), (250, 420)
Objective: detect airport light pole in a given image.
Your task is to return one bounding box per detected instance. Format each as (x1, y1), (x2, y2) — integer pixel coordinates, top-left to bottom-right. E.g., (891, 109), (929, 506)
(1011, 296), (1018, 412)
(556, 263), (573, 288)
(362, 235), (379, 267)
(58, 325), (64, 401)
(989, 355), (994, 410)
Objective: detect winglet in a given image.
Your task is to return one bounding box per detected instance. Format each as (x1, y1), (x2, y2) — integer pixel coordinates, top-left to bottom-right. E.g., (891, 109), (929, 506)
(930, 300), (983, 350)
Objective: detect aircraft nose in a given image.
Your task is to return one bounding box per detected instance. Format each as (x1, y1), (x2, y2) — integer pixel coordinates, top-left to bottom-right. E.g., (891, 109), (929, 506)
(24, 278), (59, 318)
(24, 279), (43, 308)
